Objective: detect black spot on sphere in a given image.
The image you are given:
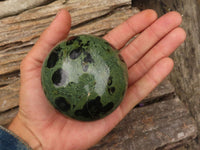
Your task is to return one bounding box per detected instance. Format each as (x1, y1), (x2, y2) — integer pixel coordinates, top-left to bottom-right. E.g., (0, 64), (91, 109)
(66, 36), (78, 45)
(75, 107), (91, 118)
(95, 96), (101, 101)
(101, 102), (114, 113)
(46, 46), (62, 68)
(69, 48), (82, 59)
(47, 51), (58, 68)
(107, 76), (113, 86)
(68, 82), (75, 86)
(52, 69), (62, 85)
(87, 96), (102, 115)
(82, 64), (89, 72)
(67, 36), (82, 45)
(108, 87), (115, 95)
(54, 46), (62, 53)
(84, 52), (94, 63)
(75, 96), (101, 119)
(76, 37), (82, 44)
(52, 69), (67, 86)
(83, 41), (90, 47)
(55, 97), (70, 112)
(75, 96), (114, 120)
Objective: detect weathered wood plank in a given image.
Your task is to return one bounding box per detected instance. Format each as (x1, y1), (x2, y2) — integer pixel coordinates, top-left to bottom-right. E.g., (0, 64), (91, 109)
(172, 137), (200, 150)
(0, 0), (54, 19)
(139, 79), (174, 106)
(0, 0), (131, 46)
(0, 108), (18, 126)
(170, 0), (200, 135)
(70, 6), (139, 36)
(0, 79), (20, 112)
(90, 97), (197, 150)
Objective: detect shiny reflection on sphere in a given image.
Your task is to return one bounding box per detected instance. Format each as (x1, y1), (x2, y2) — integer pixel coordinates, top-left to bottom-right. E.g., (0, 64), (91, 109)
(41, 35), (128, 121)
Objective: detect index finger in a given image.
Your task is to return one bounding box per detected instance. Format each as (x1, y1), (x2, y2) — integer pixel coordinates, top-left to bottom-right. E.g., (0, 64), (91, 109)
(103, 9), (157, 50)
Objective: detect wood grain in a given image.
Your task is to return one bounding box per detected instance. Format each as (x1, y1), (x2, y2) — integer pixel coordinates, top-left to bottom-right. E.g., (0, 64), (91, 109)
(0, 0), (54, 19)
(0, 108), (18, 126)
(90, 96), (197, 150)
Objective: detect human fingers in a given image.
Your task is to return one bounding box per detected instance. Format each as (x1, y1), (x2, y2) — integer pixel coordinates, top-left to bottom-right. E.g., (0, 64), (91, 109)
(121, 11), (182, 68)
(120, 57), (174, 116)
(103, 9), (157, 50)
(128, 27), (186, 85)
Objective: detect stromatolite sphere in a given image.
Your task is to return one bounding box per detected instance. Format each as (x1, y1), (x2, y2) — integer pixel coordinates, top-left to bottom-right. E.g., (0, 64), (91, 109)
(41, 35), (128, 121)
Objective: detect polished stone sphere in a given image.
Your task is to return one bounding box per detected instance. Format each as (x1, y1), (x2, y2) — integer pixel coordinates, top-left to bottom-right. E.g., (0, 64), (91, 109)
(41, 35), (128, 121)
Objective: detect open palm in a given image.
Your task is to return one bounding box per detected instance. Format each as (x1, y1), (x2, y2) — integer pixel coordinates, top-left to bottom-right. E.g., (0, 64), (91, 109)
(9, 9), (186, 150)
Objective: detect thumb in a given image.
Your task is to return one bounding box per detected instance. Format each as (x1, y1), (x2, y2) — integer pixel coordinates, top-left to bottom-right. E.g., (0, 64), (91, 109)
(20, 9), (71, 80)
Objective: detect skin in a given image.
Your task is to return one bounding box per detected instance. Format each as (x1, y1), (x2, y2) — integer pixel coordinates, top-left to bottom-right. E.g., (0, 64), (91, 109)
(8, 9), (186, 150)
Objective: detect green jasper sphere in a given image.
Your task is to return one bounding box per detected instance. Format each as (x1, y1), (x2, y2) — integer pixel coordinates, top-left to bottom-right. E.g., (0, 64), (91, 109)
(41, 35), (128, 121)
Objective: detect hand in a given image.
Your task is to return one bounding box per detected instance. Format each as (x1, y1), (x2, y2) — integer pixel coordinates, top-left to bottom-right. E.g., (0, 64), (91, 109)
(8, 9), (186, 150)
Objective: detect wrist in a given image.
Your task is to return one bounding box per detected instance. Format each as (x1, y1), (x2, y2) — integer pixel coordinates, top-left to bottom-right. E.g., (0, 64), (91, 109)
(8, 115), (42, 150)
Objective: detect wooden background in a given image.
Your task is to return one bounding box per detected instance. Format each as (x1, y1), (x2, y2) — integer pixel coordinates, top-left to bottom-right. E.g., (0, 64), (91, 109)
(0, 0), (199, 149)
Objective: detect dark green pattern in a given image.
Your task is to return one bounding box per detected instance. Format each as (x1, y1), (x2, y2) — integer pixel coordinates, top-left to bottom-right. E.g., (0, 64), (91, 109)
(41, 35), (128, 121)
